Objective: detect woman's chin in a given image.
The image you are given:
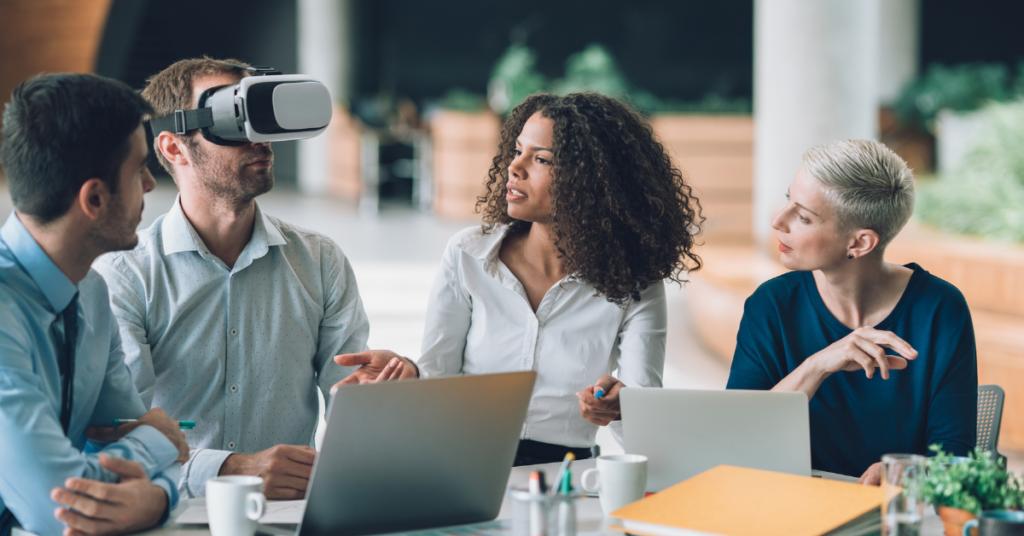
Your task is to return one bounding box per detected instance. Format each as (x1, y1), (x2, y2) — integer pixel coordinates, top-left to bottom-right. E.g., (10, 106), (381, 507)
(506, 206), (537, 222)
(778, 252), (802, 271)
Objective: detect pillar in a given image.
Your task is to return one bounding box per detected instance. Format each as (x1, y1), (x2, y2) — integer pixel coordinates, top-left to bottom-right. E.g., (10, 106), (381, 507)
(296, 0), (354, 195)
(753, 0), (880, 248)
(878, 0), (920, 105)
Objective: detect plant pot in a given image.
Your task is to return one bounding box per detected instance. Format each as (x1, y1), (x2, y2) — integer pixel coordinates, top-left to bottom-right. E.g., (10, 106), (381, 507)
(938, 506), (978, 536)
(934, 108), (986, 173)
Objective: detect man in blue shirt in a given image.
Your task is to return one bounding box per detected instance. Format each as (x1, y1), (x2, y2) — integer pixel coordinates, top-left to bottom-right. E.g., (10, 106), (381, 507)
(0, 73), (190, 536)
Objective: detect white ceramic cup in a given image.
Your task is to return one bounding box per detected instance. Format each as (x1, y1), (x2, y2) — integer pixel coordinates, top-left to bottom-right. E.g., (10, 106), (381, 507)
(206, 476), (267, 536)
(580, 454), (648, 515)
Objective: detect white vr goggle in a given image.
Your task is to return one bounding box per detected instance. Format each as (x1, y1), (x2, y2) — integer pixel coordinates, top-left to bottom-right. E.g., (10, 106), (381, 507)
(148, 65), (333, 146)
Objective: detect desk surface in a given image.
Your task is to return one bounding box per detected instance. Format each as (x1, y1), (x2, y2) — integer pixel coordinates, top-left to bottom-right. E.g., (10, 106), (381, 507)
(144, 459), (947, 536)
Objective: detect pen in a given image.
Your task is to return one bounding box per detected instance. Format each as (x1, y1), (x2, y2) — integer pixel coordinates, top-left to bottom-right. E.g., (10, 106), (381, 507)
(550, 452), (575, 495)
(594, 387), (605, 399)
(112, 419), (195, 430)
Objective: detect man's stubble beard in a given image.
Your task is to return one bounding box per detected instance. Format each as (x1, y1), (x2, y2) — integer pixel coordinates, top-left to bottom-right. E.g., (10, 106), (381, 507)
(90, 194), (141, 254)
(188, 138), (274, 207)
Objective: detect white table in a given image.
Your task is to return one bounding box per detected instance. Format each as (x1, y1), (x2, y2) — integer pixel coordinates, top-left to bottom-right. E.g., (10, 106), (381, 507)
(141, 459), (948, 536)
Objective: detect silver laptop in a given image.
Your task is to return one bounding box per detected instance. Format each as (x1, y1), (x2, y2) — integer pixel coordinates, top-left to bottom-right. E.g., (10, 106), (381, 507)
(621, 388), (811, 491)
(296, 371), (536, 536)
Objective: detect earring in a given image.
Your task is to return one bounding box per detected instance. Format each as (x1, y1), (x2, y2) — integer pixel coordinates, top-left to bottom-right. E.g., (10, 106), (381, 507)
(847, 254), (854, 259)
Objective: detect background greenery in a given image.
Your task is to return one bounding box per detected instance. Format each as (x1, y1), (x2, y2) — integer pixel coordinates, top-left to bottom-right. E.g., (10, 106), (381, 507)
(448, 43), (750, 116)
(896, 62), (1024, 131)
(916, 98), (1024, 243)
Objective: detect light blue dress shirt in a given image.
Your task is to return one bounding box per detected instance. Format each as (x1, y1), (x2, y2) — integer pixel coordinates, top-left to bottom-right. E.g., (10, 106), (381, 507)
(94, 197), (369, 498)
(0, 213), (180, 536)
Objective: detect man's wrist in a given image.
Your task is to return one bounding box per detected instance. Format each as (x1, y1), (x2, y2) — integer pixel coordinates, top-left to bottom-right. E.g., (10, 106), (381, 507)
(218, 453), (238, 475)
(402, 356), (420, 378)
(153, 483), (171, 525)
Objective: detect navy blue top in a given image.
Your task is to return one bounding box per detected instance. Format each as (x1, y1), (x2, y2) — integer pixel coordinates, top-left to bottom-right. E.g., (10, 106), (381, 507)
(726, 263), (977, 477)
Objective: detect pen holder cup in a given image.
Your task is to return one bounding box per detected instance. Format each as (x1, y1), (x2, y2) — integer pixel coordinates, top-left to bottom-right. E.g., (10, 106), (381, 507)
(508, 487), (585, 536)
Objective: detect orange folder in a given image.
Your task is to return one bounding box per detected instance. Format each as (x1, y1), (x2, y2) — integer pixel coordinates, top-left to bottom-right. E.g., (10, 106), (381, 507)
(610, 465), (885, 536)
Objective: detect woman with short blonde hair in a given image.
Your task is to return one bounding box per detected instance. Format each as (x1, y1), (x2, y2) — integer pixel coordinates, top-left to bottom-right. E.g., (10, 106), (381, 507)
(727, 139), (977, 484)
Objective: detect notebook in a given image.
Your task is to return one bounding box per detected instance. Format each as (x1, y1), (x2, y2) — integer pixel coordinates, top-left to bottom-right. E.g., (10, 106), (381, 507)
(608, 465), (884, 536)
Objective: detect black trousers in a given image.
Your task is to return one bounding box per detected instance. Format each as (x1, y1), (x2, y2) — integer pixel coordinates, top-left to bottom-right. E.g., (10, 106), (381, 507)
(514, 439), (594, 467)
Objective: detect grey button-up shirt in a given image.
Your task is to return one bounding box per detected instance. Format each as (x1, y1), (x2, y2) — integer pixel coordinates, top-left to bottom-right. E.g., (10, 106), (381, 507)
(94, 197), (369, 497)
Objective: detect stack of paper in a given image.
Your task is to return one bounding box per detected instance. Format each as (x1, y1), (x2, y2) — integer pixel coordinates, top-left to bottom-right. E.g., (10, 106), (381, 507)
(610, 465), (884, 536)
(175, 500), (307, 525)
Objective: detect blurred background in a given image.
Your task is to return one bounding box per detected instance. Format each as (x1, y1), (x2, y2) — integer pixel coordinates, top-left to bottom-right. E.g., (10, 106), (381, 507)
(2, 0), (1023, 465)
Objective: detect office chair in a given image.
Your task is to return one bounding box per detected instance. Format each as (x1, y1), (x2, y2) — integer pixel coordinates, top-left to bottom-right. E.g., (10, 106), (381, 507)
(977, 384), (1005, 464)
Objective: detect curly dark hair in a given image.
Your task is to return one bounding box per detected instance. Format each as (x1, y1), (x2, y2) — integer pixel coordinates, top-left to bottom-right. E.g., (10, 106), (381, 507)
(478, 92), (704, 305)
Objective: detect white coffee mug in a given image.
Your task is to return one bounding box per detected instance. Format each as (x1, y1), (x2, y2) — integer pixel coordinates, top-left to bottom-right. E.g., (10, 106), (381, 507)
(581, 454), (648, 515)
(206, 476), (267, 536)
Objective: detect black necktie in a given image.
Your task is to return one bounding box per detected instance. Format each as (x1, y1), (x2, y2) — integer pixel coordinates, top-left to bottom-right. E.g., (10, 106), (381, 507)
(0, 508), (13, 536)
(57, 293), (79, 434)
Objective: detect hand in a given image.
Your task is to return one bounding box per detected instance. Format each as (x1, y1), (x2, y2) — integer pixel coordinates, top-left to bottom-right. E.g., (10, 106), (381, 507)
(50, 453), (168, 536)
(86, 408), (188, 464)
(331, 350), (419, 393)
(219, 445), (316, 499)
(576, 376), (625, 426)
(858, 462), (882, 486)
(811, 327), (918, 381)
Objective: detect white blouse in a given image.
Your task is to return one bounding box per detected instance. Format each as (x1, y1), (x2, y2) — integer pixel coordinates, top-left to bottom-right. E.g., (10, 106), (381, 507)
(417, 225), (666, 448)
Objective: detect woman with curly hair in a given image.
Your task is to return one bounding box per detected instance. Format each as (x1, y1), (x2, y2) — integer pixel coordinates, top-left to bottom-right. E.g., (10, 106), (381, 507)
(406, 92), (702, 466)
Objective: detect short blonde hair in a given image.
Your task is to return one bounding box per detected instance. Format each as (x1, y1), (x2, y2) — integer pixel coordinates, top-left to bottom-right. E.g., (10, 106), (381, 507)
(803, 139), (915, 250)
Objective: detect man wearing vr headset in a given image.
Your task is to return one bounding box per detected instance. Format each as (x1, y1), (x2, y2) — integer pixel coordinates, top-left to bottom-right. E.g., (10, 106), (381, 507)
(0, 73), (187, 536)
(95, 57), (417, 500)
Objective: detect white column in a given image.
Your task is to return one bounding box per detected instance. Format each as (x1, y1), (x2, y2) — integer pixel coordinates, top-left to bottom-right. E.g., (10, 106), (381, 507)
(878, 0), (920, 105)
(753, 0), (880, 247)
(297, 0), (354, 195)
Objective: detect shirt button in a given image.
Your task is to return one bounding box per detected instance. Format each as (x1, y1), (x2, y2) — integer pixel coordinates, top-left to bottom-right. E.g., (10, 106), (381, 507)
(227, 442), (235, 450)
(230, 384), (238, 393)
(230, 329), (238, 336)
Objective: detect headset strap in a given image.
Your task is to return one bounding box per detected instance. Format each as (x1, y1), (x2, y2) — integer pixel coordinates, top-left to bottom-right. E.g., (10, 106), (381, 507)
(227, 63), (281, 76)
(148, 108), (215, 136)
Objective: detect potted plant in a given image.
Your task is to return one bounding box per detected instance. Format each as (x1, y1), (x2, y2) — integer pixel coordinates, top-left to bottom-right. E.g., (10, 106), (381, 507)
(922, 445), (1024, 536)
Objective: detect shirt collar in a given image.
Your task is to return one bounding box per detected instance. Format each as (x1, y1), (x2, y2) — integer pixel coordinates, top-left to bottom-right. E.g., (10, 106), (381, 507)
(258, 205), (287, 247)
(456, 223), (581, 286)
(454, 224), (509, 262)
(160, 195), (200, 255)
(160, 195), (287, 257)
(0, 212), (78, 313)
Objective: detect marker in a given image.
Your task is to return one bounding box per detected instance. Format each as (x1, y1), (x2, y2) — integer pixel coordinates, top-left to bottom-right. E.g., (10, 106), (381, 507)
(594, 387), (605, 399)
(113, 419), (195, 430)
(529, 472), (543, 536)
(550, 452), (575, 495)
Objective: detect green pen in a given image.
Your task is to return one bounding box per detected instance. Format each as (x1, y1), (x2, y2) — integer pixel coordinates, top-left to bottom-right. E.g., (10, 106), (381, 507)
(112, 419), (195, 430)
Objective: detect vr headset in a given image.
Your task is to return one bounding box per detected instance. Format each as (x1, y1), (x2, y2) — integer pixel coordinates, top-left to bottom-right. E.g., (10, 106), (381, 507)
(148, 65), (333, 146)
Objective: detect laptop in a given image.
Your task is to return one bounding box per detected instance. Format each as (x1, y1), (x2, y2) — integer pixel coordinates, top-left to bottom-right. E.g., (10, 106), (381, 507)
(296, 371), (536, 536)
(620, 388), (811, 491)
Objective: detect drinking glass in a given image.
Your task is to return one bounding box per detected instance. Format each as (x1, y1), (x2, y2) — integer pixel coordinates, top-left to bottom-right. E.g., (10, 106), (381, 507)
(508, 486), (584, 536)
(881, 454), (925, 536)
